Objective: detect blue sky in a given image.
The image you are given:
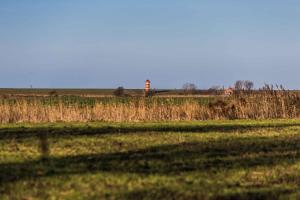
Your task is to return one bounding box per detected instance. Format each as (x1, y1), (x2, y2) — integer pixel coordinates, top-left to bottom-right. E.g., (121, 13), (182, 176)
(0, 0), (299, 89)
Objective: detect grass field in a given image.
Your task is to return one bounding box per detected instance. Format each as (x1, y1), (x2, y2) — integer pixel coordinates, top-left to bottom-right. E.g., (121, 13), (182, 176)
(0, 95), (215, 107)
(0, 88), (215, 97)
(1, 120), (300, 199)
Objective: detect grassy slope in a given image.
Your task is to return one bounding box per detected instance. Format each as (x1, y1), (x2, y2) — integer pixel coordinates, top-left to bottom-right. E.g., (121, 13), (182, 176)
(1, 119), (300, 199)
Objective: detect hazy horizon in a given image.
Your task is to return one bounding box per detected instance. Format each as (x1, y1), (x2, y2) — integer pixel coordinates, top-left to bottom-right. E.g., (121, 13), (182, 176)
(1, 1), (299, 89)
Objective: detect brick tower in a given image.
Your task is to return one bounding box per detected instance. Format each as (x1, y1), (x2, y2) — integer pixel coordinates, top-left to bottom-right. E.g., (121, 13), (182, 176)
(144, 80), (151, 96)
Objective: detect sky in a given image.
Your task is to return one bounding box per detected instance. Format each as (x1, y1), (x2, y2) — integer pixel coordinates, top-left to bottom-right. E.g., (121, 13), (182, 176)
(0, 0), (299, 89)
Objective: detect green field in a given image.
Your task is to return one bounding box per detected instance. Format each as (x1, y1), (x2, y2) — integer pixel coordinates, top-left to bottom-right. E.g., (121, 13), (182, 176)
(0, 95), (215, 107)
(0, 88), (217, 97)
(0, 88), (141, 97)
(1, 120), (300, 199)
(0, 88), (217, 107)
(0, 88), (298, 98)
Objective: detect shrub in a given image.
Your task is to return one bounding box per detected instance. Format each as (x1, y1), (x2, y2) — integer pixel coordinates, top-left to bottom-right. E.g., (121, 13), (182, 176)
(114, 87), (125, 97)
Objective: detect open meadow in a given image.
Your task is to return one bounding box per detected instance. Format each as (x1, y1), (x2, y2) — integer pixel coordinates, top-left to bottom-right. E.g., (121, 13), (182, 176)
(0, 89), (299, 199)
(1, 120), (300, 199)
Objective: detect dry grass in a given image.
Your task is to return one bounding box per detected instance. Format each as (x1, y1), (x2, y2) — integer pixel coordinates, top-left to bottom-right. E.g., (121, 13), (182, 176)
(0, 89), (299, 123)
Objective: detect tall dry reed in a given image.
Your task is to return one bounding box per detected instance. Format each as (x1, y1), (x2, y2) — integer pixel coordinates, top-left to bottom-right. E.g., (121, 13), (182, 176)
(0, 89), (299, 123)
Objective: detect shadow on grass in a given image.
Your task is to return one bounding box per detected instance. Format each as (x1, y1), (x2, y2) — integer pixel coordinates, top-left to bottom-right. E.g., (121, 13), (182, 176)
(0, 122), (299, 141)
(1, 134), (300, 187)
(124, 187), (294, 200)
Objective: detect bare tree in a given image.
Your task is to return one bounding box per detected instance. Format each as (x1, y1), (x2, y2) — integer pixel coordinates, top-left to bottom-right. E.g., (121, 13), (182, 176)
(182, 83), (197, 94)
(234, 80), (254, 91)
(234, 80), (244, 91)
(244, 80), (254, 91)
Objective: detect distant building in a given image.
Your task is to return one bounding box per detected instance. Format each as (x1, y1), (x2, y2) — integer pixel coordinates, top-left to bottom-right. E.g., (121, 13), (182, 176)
(224, 87), (234, 96)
